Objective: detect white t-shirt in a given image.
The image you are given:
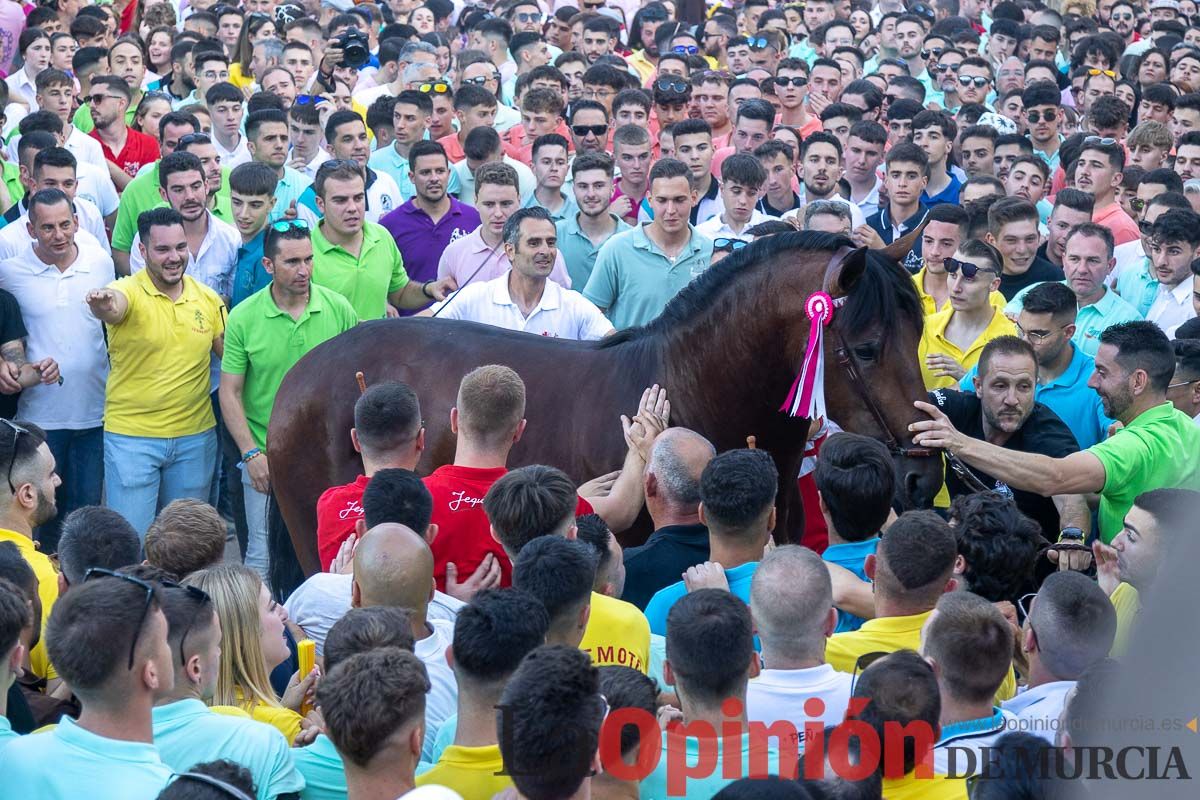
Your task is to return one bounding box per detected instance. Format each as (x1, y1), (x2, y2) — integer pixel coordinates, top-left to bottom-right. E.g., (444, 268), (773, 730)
(1001, 679), (1075, 744)
(432, 270), (614, 340)
(415, 618), (458, 763)
(695, 210), (772, 241)
(0, 197), (110, 260)
(213, 134), (252, 170)
(1110, 239), (1145, 288)
(76, 160), (120, 218)
(284, 572), (464, 654)
(745, 664), (853, 753)
(0, 240), (114, 429)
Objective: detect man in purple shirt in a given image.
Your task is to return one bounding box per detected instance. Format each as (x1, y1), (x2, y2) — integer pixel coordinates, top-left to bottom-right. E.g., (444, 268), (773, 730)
(379, 140), (481, 286)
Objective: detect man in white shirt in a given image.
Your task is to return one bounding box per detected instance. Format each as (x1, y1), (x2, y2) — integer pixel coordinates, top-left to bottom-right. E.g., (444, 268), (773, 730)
(696, 153), (772, 242)
(1002, 572), (1117, 744)
(431, 207), (612, 339)
(746, 546), (852, 754)
(784, 132), (867, 229)
(0, 139), (110, 259)
(352, 523), (458, 762)
(922, 591), (1018, 777)
(0, 187), (112, 551)
(128, 152), (240, 301)
(10, 110), (120, 223)
(1146, 209), (1200, 334)
(205, 82), (252, 169)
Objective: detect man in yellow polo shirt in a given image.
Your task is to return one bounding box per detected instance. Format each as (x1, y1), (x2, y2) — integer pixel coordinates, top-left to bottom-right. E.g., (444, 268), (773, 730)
(825, 511), (1017, 702)
(915, 205), (1008, 316)
(220, 220), (358, 577)
(308, 160), (455, 320)
(86, 207), (226, 537)
(0, 421), (62, 680)
(919, 239), (1018, 390)
(417, 586), (549, 797)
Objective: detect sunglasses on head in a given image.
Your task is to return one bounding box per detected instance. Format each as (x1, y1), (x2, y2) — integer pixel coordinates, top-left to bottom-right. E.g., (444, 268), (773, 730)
(944, 257), (997, 279)
(774, 75), (808, 87)
(159, 580), (212, 667)
(271, 219), (311, 233)
(713, 237), (749, 252)
(1026, 109), (1057, 123)
(419, 81), (451, 94)
(850, 650), (890, 692)
(747, 37), (772, 50)
(177, 132), (212, 147)
(655, 78), (690, 93)
(672, 44), (699, 55)
(1083, 135), (1117, 147)
(84, 568), (156, 671)
(1087, 68), (1117, 78)
(958, 75), (990, 88)
(571, 123), (608, 137)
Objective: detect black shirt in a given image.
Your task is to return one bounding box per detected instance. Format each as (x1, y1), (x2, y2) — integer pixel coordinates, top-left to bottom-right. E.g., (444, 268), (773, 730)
(998, 257), (1064, 301)
(620, 523), (710, 610)
(929, 388), (1080, 538)
(0, 290), (28, 420)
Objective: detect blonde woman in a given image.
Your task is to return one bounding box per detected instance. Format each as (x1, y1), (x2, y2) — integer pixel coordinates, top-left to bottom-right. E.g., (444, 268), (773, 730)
(183, 564), (317, 743)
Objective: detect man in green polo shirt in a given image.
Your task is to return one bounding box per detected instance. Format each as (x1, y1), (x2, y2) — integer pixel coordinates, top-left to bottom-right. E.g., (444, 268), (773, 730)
(219, 220), (359, 576)
(111, 113), (233, 274)
(309, 160), (455, 320)
(912, 320), (1200, 544)
(582, 158), (715, 329)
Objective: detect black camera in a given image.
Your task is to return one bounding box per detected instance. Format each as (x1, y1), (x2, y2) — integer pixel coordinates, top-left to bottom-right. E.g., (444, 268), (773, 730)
(336, 28), (371, 70)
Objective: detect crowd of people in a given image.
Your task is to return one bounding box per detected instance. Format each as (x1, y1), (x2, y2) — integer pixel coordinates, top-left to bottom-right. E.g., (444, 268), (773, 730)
(0, 0), (1199, 797)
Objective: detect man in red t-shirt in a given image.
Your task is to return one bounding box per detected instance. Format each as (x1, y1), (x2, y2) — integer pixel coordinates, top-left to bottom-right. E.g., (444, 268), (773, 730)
(424, 365), (666, 594)
(87, 75), (160, 190)
(315, 381), (425, 570)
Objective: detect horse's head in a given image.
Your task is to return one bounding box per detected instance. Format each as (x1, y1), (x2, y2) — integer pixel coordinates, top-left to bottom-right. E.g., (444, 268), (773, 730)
(811, 230), (942, 509)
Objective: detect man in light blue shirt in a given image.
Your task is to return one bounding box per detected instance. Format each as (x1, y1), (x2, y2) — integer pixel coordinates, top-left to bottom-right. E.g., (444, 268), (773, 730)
(644, 449), (777, 637)
(642, 590), (782, 799)
(557, 152), (631, 289)
(152, 584), (305, 800)
(0, 575), (174, 799)
(963, 282), (1113, 449)
(583, 159), (714, 329)
(0, 575), (28, 750)
(1004, 223), (1143, 357)
(246, 108), (319, 226)
(368, 88), (462, 202)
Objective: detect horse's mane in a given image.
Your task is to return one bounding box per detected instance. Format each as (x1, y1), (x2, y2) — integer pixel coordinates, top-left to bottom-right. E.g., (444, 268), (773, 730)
(599, 230), (923, 347)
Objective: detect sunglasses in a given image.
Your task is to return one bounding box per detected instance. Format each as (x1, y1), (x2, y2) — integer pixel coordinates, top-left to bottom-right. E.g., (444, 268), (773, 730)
(655, 78), (690, 93)
(1087, 68), (1117, 78)
(934, 63), (961, 73)
(160, 580), (212, 667)
(1130, 197), (1147, 213)
(1083, 135), (1117, 147)
(271, 218), (311, 232)
(1139, 218), (1157, 234)
(84, 568), (156, 671)
(461, 75), (497, 86)
(1169, 377), (1200, 389)
(571, 123), (608, 137)
(0, 419), (30, 495)
(514, 11), (542, 22)
(850, 650), (890, 692)
(672, 44), (699, 55)
(957, 75), (990, 88)
(944, 257), (997, 279)
(713, 237), (749, 251)
(419, 81), (451, 94)
(920, 48), (944, 59)
(177, 132), (212, 147)
(1110, 12), (1134, 20)
(86, 93), (123, 104)
(774, 75), (808, 87)
(1026, 109), (1057, 123)
(747, 37), (772, 50)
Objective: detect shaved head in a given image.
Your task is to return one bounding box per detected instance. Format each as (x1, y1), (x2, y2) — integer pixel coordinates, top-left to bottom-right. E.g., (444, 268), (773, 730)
(352, 524), (434, 617)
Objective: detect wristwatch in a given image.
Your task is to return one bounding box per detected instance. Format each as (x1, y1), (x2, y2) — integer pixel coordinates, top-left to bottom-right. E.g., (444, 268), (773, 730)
(1057, 526), (1085, 543)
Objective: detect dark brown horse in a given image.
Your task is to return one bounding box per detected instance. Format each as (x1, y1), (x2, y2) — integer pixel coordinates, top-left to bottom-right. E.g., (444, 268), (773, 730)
(267, 230), (942, 582)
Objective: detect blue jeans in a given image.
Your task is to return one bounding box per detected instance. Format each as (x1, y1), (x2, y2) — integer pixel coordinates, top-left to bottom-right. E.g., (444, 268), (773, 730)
(36, 427), (104, 554)
(104, 429), (218, 538)
(242, 467), (270, 578)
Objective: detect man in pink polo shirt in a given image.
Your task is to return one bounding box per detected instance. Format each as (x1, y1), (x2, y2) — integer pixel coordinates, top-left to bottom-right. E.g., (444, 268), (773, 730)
(435, 162), (572, 291)
(1077, 136), (1141, 246)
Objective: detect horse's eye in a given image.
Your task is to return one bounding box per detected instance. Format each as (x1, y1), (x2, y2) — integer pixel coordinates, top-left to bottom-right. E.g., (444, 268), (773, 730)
(853, 343), (880, 362)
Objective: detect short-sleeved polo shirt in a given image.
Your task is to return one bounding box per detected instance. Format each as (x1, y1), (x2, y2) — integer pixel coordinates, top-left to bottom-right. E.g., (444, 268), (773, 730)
(1114, 258), (1158, 317)
(0, 715), (173, 800)
(379, 198), (481, 285)
(152, 698), (305, 800)
(222, 283), (359, 450)
(104, 271), (226, 438)
(0, 528), (58, 679)
(231, 229), (269, 308)
(291, 734), (346, 800)
(556, 212), (631, 289)
(430, 271), (613, 339)
(311, 220), (410, 320)
(368, 141), (463, 201)
(918, 307), (1018, 390)
(582, 223), (714, 330)
(415, 744), (512, 798)
(1087, 402), (1200, 542)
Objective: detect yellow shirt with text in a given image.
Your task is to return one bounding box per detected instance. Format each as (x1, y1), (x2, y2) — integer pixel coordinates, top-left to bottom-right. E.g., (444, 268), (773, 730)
(580, 591), (651, 674)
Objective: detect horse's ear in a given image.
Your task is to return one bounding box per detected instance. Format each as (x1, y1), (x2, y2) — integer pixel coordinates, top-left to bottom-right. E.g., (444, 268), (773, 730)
(877, 220), (927, 266)
(827, 246), (868, 296)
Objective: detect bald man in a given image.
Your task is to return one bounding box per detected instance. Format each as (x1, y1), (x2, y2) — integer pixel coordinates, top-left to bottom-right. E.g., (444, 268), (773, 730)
(621, 428), (717, 609)
(351, 523), (457, 761)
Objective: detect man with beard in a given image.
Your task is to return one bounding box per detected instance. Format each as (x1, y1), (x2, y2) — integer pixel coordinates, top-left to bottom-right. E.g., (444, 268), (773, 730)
(785, 132), (866, 228)
(913, 321), (1200, 545)
(1077, 138), (1145, 248)
(86, 207), (226, 537)
(923, 336), (1090, 540)
(432, 207), (612, 339)
(380, 141), (480, 289)
(128, 153), (239, 303)
(87, 75), (160, 192)
(297, 111), (402, 225)
(557, 153), (629, 289)
(221, 220), (358, 576)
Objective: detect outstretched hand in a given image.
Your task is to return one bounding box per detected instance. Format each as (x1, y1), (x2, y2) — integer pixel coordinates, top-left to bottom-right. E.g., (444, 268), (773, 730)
(908, 400), (967, 453)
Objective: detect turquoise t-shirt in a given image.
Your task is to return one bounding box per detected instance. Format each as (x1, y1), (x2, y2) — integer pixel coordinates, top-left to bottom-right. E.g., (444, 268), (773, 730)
(822, 538), (880, 633)
(293, 734), (348, 800)
(0, 715), (17, 750)
(644, 561), (758, 637)
(152, 698), (305, 800)
(0, 715), (172, 800)
(639, 730), (783, 800)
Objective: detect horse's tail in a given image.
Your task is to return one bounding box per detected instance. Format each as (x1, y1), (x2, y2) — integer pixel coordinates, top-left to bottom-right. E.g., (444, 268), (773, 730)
(267, 491), (305, 602)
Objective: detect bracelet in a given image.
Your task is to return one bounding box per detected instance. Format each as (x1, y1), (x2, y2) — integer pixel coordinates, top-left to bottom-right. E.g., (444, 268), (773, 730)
(421, 280), (435, 300)
(241, 447), (263, 464)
